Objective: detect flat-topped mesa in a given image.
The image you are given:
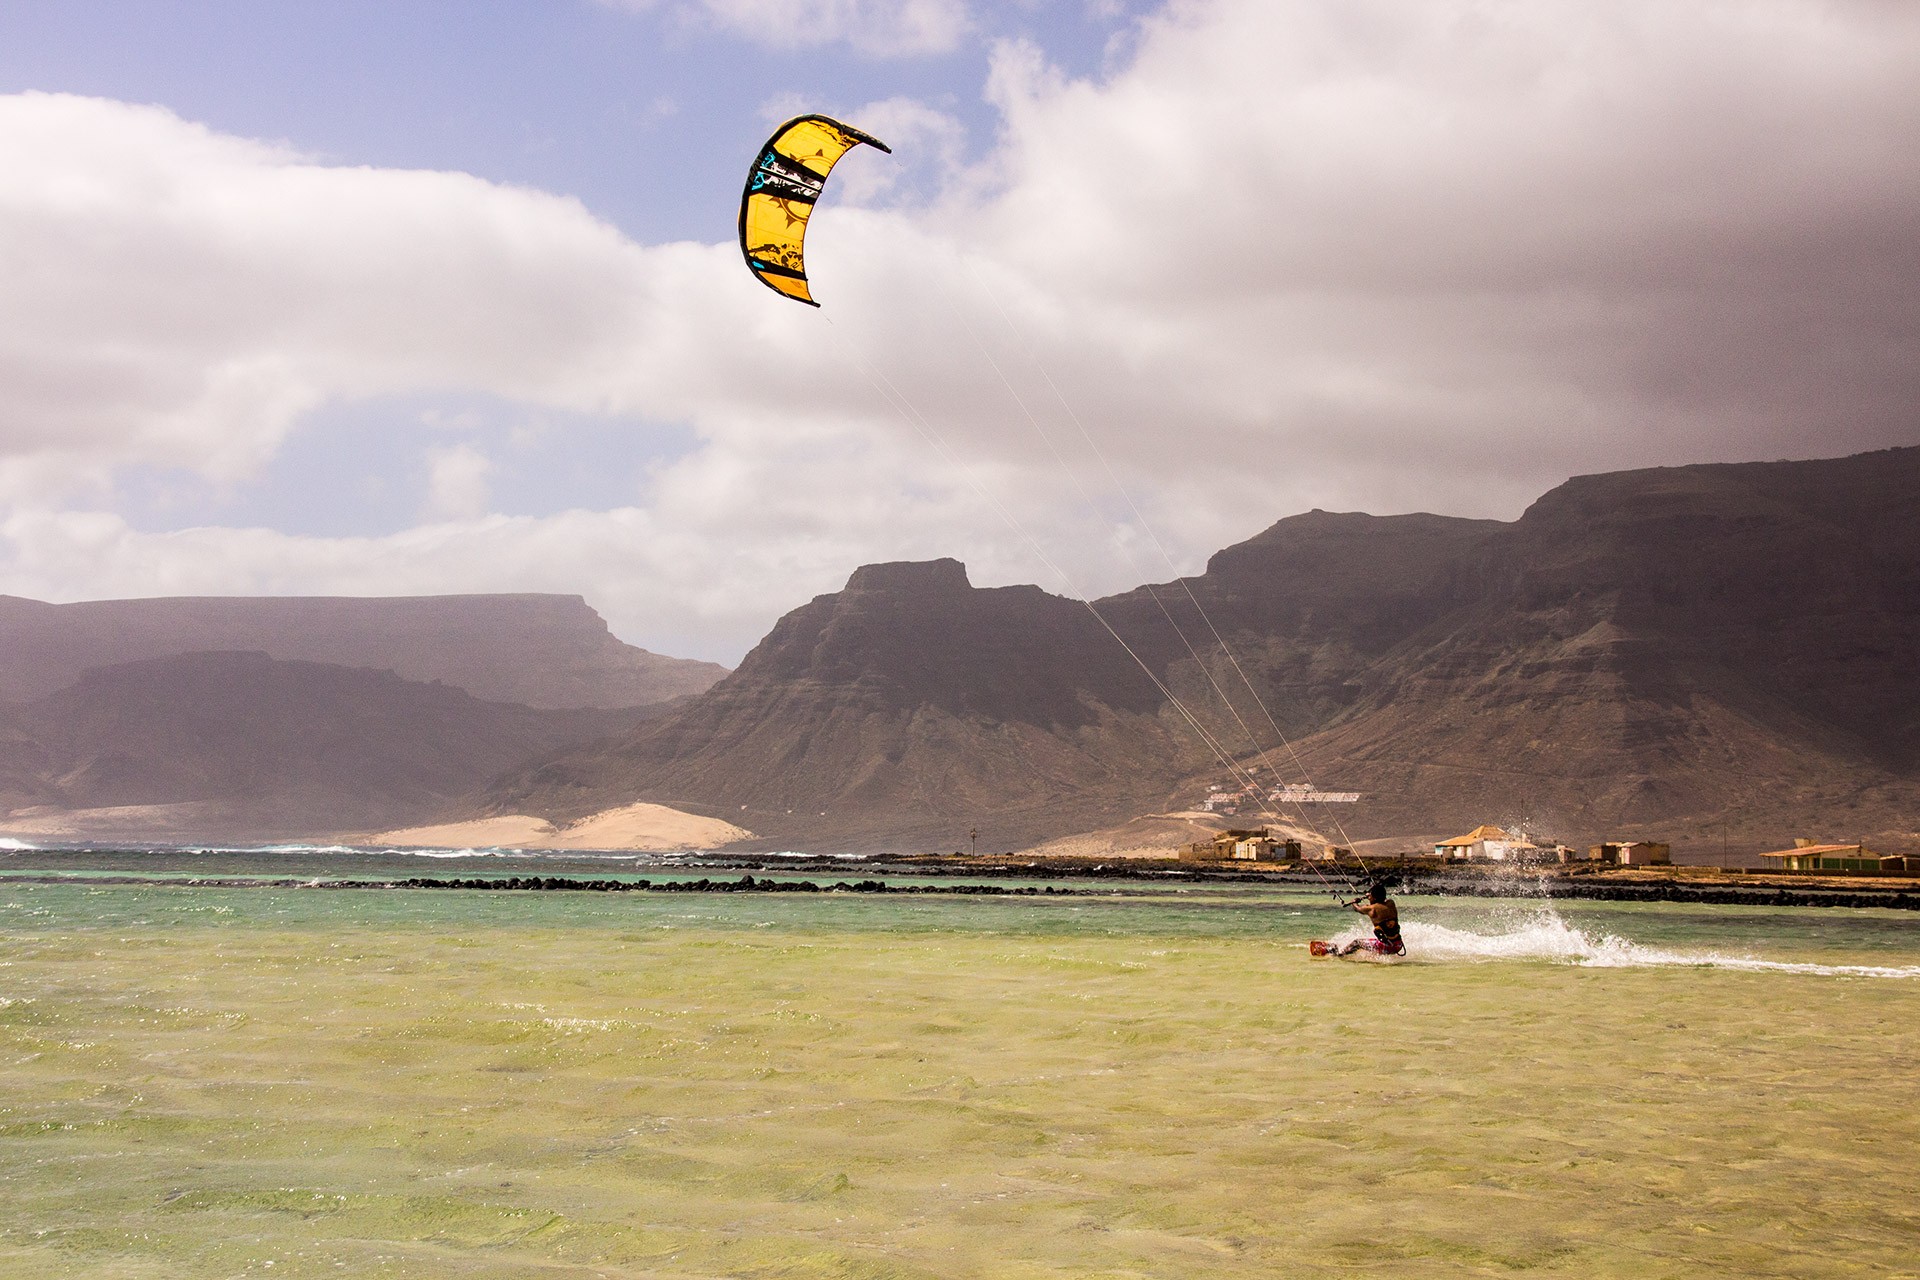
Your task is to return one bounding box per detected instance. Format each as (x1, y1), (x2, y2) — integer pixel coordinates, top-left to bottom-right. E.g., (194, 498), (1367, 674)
(722, 557), (1152, 723)
(841, 558), (972, 596)
(0, 592), (727, 708)
(483, 550), (1190, 843)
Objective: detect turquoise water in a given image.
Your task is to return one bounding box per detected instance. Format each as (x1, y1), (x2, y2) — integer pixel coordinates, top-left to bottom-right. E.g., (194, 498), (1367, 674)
(4, 863), (1917, 970)
(3, 850), (1919, 1277)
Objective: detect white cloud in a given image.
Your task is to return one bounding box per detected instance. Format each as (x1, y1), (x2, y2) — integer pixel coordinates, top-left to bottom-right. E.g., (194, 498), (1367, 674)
(0, 92), (671, 498)
(4, 0), (1920, 662)
(966, 0), (1920, 472)
(602, 0), (971, 57)
(422, 444), (494, 522)
(829, 97), (969, 205)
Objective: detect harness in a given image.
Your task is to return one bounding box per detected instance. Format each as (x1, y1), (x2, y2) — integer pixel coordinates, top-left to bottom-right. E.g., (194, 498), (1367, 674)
(1373, 914), (1405, 955)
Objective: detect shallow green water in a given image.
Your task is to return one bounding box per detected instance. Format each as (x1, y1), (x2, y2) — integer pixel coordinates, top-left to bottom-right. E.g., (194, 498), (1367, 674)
(1, 876), (1916, 1278)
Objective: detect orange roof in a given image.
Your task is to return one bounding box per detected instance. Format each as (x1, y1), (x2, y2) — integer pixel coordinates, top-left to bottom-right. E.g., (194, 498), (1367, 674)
(1436, 825), (1511, 846)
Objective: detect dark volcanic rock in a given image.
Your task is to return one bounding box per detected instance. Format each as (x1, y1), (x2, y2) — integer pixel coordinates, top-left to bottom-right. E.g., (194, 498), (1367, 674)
(487, 561), (1194, 849)
(494, 446), (1920, 854)
(1281, 448), (1920, 842)
(1098, 510), (1503, 738)
(736, 558), (1161, 725)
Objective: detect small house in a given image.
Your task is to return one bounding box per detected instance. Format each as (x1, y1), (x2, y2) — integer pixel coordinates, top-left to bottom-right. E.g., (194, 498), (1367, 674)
(1589, 841), (1672, 866)
(1180, 828), (1302, 861)
(1434, 825), (1543, 862)
(1758, 841), (1913, 874)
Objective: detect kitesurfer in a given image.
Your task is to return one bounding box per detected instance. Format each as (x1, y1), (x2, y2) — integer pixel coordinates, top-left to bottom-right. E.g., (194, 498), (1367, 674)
(1337, 882), (1405, 956)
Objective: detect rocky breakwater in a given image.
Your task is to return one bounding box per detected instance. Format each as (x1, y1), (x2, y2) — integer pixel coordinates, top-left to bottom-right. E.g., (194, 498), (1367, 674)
(386, 874), (1074, 895)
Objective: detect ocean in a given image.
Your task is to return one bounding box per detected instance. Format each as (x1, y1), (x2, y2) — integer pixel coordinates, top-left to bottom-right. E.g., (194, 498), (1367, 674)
(2, 844), (1915, 1277)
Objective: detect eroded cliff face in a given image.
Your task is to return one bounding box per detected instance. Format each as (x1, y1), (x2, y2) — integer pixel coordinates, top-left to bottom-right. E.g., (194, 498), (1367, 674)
(0, 593), (726, 709)
(726, 558), (1163, 725)
(1239, 448), (1920, 842)
(1097, 510), (1505, 741)
(1485, 451), (1920, 772)
(486, 559), (1199, 849)
(493, 447), (1920, 853)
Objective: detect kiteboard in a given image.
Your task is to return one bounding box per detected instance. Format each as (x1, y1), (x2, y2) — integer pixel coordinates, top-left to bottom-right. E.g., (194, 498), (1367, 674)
(1309, 939), (1404, 962)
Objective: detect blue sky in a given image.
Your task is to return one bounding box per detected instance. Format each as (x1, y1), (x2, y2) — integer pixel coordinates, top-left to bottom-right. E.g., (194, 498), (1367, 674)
(1, 1), (1915, 662)
(0, 1), (1147, 551)
(0, 1), (1136, 242)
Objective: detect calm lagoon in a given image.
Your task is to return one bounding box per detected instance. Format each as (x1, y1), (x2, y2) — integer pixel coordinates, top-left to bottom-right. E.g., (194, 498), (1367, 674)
(2, 861), (1915, 1278)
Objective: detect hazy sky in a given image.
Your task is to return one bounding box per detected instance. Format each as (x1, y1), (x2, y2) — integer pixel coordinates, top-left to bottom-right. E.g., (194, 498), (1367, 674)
(2, 0), (1916, 663)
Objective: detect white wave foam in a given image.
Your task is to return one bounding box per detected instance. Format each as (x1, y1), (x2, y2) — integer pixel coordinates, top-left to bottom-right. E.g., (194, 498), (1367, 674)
(0, 838), (36, 851)
(223, 843), (365, 855)
(1327, 912), (1920, 979)
(384, 848), (652, 861)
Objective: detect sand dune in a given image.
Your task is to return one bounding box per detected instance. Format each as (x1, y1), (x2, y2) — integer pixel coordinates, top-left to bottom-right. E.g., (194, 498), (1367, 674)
(1, 803), (228, 840)
(371, 802), (751, 852)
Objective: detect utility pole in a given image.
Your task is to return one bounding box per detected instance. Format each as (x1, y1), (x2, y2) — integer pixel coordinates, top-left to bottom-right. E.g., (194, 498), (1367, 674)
(969, 827), (978, 858)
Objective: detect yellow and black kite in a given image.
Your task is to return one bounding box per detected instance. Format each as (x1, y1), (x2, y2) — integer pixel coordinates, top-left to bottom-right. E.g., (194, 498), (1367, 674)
(739, 115), (890, 306)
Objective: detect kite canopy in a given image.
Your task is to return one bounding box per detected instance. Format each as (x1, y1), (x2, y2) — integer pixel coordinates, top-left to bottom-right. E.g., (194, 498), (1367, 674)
(739, 115), (890, 307)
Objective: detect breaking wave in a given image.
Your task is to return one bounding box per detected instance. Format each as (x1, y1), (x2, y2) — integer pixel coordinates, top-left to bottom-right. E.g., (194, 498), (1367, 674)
(1327, 912), (1920, 979)
(225, 843), (367, 856)
(0, 838), (36, 852)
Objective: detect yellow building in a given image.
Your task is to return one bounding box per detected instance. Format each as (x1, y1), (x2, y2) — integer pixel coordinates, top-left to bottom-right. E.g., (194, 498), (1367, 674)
(1758, 841), (1914, 874)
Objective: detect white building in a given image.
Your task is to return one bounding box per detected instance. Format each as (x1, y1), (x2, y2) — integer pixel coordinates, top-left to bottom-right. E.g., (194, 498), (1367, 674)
(1434, 825), (1545, 862)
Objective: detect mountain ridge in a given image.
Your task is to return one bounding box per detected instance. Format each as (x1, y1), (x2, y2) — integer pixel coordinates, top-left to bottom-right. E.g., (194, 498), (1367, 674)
(489, 446), (1920, 853)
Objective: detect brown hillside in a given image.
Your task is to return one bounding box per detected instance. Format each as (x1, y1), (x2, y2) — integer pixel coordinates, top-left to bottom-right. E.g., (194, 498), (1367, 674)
(0, 651), (652, 838)
(1268, 449), (1920, 847)
(491, 447), (1920, 854)
(487, 560), (1199, 850)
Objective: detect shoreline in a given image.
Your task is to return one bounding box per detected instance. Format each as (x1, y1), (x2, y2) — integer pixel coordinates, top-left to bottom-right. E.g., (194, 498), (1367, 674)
(0, 871), (1081, 896)
(5, 851), (1920, 908)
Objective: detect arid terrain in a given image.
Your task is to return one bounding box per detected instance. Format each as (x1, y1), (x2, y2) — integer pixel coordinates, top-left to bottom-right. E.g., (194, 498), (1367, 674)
(489, 447), (1920, 855)
(4, 448), (1916, 856)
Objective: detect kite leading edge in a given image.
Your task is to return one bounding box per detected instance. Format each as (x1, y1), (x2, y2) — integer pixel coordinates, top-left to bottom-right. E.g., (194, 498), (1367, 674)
(739, 115), (891, 307)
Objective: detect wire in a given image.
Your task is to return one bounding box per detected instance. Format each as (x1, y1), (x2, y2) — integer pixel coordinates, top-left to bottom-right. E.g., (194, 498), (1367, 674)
(955, 265), (1370, 874)
(825, 275), (1380, 892)
(821, 316), (1283, 808)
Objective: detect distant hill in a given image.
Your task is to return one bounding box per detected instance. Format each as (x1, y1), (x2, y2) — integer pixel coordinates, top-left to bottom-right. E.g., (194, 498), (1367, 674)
(485, 559), (1197, 850)
(0, 593), (726, 709)
(0, 651), (653, 838)
(490, 447), (1920, 854)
